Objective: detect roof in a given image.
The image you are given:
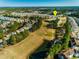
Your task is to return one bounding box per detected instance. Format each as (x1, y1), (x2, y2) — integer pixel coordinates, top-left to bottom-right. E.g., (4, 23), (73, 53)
(74, 39), (79, 46)
(59, 48), (74, 58)
(57, 16), (67, 27)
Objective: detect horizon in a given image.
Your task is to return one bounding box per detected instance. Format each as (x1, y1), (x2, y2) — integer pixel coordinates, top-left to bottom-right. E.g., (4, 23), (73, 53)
(0, 0), (79, 7)
(0, 6), (79, 8)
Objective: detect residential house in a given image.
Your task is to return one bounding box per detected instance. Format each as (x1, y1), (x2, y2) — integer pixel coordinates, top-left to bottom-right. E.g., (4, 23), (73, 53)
(11, 32), (17, 35)
(57, 16), (67, 27)
(58, 48), (74, 59)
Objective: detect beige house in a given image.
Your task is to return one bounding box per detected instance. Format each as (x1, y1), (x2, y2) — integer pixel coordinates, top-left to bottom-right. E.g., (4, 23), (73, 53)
(57, 16), (67, 27)
(58, 48), (74, 59)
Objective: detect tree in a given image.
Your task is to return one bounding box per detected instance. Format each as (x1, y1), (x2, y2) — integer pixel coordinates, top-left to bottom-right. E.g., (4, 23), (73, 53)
(48, 19), (71, 58)
(16, 30), (29, 43)
(9, 21), (20, 32)
(46, 18), (59, 29)
(49, 43), (62, 56)
(61, 20), (71, 49)
(8, 35), (17, 45)
(29, 16), (42, 32)
(0, 29), (4, 39)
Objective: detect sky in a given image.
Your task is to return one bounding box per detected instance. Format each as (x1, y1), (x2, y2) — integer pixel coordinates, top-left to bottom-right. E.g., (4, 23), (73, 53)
(0, 0), (79, 7)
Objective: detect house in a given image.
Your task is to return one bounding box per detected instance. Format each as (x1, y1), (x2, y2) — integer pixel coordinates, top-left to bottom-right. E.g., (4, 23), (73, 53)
(19, 28), (24, 32)
(20, 20), (24, 23)
(58, 48), (74, 59)
(56, 28), (66, 39)
(74, 39), (79, 46)
(6, 34), (11, 38)
(23, 27), (28, 30)
(71, 38), (79, 49)
(76, 32), (79, 39)
(68, 17), (79, 32)
(11, 32), (17, 35)
(70, 38), (79, 58)
(73, 44), (79, 57)
(0, 39), (3, 43)
(71, 32), (77, 38)
(16, 19), (20, 23)
(3, 37), (9, 40)
(16, 30), (20, 34)
(1, 24), (6, 28)
(57, 16), (67, 27)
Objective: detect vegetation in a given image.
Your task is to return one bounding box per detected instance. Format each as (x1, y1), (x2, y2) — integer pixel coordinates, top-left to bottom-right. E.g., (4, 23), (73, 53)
(9, 21), (20, 32)
(8, 28), (28, 45)
(3, 14), (20, 18)
(61, 20), (71, 49)
(29, 16), (42, 32)
(48, 19), (71, 58)
(0, 7), (77, 59)
(16, 30), (29, 43)
(69, 12), (79, 18)
(8, 35), (17, 45)
(46, 19), (59, 29)
(0, 29), (4, 39)
(8, 30), (29, 45)
(49, 43), (62, 56)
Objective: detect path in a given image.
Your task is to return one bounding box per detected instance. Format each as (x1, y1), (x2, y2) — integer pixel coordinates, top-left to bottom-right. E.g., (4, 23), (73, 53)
(0, 22), (56, 59)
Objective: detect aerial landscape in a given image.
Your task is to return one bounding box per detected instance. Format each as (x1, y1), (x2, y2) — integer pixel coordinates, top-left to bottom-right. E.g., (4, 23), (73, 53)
(0, 0), (79, 59)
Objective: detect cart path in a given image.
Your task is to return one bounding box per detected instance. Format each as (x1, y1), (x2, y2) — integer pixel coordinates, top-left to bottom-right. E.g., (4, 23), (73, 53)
(0, 24), (56, 59)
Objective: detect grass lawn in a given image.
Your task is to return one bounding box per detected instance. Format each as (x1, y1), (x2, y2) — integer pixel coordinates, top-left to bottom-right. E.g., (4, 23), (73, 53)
(72, 56), (78, 59)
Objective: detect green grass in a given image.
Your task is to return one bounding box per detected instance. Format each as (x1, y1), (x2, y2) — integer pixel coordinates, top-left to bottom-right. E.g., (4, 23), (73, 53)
(72, 56), (78, 59)
(0, 29), (4, 39)
(9, 21), (20, 32)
